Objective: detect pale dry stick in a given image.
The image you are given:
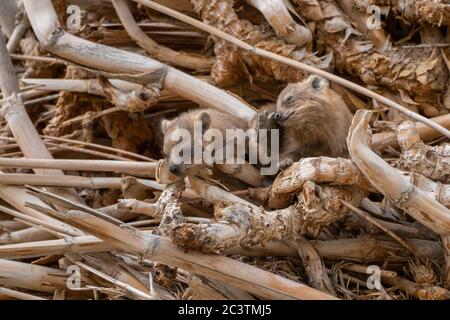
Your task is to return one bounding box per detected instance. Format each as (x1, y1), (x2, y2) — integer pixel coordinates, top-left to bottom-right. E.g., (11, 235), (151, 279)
(0, 219), (25, 231)
(0, 287), (46, 300)
(0, 173), (163, 190)
(0, 0), (16, 38)
(25, 185), (125, 226)
(341, 200), (416, 254)
(22, 77), (190, 103)
(117, 198), (158, 217)
(75, 261), (155, 300)
(22, 0), (257, 124)
(0, 31), (83, 203)
(60, 107), (121, 128)
(21, 78), (190, 110)
(348, 110), (450, 235)
(0, 143), (18, 151)
(371, 112), (450, 151)
(0, 226), (54, 245)
(0, 158), (157, 177)
(0, 234), (441, 261)
(342, 263), (397, 280)
(0, 88), (49, 105)
(41, 135), (154, 162)
(348, 110), (450, 287)
(17, 219), (69, 239)
(68, 252), (173, 299)
(0, 172), (84, 237)
(43, 140), (132, 161)
(286, 238), (336, 296)
(134, 0), (450, 139)
(10, 54), (64, 64)
(23, 93), (59, 106)
(55, 209), (337, 300)
(0, 133), (154, 162)
(0, 204), (80, 237)
(111, 0), (213, 71)
(246, 0), (312, 46)
(6, 11), (30, 53)
(0, 259), (67, 293)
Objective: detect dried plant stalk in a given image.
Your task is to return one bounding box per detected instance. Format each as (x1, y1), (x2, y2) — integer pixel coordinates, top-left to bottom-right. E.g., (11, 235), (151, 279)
(291, 0), (324, 21)
(172, 179), (365, 253)
(112, 0), (214, 71)
(0, 174), (161, 190)
(246, 0), (312, 46)
(286, 238), (336, 296)
(0, 32), (82, 203)
(353, 0), (450, 26)
(22, 0), (257, 124)
(312, 0), (448, 101)
(52, 210), (337, 299)
(189, 0), (330, 85)
(7, 5), (30, 53)
(0, 234), (441, 261)
(0, 287), (46, 300)
(397, 121), (450, 183)
(0, 259), (68, 293)
(371, 114), (450, 150)
(348, 110), (450, 235)
(0, 158), (156, 177)
(268, 157), (374, 209)
(0, 227), (54, 245)
(0, 0), (16, 38)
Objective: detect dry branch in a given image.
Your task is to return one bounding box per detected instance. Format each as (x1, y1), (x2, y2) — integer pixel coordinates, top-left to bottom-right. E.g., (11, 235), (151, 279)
(353, 0), (450, 26)
(268, 157), (374, 209)
(348, 110), (450, 235)
(172, 178), (365, 253)
(112, 0), (214, 71)
(396, 121), (450, 183)
(22, 0), (257, 124)
(0, 0), (16, 38)
(50, 209), (337, 300)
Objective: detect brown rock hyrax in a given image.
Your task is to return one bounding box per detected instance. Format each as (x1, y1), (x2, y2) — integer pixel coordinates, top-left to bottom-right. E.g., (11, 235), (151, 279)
(161, 108), (248, 176)
(272, 75), (353, 168)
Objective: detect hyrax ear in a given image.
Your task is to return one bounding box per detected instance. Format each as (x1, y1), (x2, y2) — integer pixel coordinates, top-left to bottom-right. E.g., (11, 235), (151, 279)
(197, 111), (211, 133)
(160, 119), (172, 134)
(308, 75), (329, 91)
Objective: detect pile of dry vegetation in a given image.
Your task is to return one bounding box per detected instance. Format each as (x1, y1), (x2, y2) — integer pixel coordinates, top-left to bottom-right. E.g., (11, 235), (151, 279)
(0, 0), (449, 300)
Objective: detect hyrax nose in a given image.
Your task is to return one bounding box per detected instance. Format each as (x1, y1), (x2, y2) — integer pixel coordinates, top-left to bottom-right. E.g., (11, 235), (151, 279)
(169, 164), (181, 175)
(274, 112), (284, 122)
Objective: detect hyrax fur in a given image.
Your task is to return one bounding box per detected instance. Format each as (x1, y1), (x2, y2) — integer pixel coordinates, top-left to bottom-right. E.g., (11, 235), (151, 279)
(272, 75), (353, 168)
(161, 108), (248, 176)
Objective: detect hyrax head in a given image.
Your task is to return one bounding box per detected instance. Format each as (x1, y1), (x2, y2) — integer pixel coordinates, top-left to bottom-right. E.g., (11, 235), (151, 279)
(277, 75), (333, 111)
(160, 110), (211, 176)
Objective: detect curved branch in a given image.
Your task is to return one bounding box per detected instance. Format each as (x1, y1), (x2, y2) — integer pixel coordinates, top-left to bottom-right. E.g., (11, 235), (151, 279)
(246, 0), (312, 46)
(111, 0), (214, 71)
(22, 0), (256, 124)
(347, 110), (450, 236)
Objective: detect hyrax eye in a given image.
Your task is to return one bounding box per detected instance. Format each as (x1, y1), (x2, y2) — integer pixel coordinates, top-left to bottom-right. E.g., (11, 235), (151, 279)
(284, 96), (295, 105)
(311, 77), (322, 90)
